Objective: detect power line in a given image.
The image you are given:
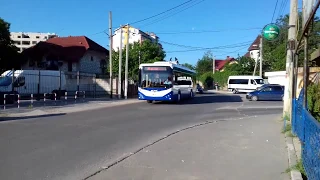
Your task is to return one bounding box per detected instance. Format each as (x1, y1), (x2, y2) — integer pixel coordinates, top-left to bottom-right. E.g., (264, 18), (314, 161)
(155, 27), (262, 34)
(87, 0), (201, 37)
(129, 0), (195, 25)
(165, 42), (251, 53)
(271, 0), (279, 23)
(161, 40), (252, 50)
(139, 0), (204, 28)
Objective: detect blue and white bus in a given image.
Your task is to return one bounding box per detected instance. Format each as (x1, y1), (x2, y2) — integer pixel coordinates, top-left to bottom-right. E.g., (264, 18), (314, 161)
(138, 61), (197, 103)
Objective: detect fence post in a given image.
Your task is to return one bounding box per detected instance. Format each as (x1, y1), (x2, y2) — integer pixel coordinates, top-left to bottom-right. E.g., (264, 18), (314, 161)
(17, 94), (20, 108)
(31, 94), (33, 108)
(75, 91), (77, 103)
(11, 69), (15, 92)
(77, 71), (80, 92)
(37, 70), (41, 101)
(54, 93), (57, 105)
(3, 94), (6, 110)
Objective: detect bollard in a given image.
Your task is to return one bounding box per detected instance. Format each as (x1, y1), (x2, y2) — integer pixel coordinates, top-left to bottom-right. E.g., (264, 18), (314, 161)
(17, 94), (20, 108)
(54, 93), (57, 101)
(65, 92), (67, 100)
(83, 91), (86, 99)
(3, 94), (6, 110)
(44, 93), (46, 102)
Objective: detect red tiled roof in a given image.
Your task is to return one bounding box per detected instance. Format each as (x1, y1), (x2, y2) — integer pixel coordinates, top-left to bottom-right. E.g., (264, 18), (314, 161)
(244, 51), (250, 57)
(47, 36), (108, 53)
(248, 35), (261, 51)
(214, 56), (236, 71)
(22, 36), (108, 63)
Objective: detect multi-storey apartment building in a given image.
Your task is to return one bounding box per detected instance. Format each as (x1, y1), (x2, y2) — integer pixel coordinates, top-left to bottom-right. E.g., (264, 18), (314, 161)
(112, 25), (161, 51)
(11, 32), (57, 52)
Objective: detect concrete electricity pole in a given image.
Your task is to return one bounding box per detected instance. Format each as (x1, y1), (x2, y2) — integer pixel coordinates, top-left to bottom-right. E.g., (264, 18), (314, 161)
(283, 0), (298, 118)
(212, 56), (215, 74)
(259, 36), (263, 77)
(124, 24), (129, 99)
(109, 11), (113, 99)
(118, 26), (123, 99)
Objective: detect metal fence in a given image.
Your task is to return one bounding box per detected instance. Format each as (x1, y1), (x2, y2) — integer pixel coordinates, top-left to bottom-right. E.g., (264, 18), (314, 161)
(1, 70), (138, 99)
(292, 89), (320, 180)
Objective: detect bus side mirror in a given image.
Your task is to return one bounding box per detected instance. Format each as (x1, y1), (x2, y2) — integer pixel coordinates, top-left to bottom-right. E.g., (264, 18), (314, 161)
(13, 77), (25, 87)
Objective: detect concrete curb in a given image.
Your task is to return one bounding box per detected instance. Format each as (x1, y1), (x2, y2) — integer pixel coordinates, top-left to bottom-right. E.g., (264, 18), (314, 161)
(0, 99), (142, 119)
(285, 134), (303, 180)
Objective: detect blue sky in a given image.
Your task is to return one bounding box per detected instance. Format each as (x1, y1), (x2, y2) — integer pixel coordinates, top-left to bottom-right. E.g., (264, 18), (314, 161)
(1, 0), (290, 65)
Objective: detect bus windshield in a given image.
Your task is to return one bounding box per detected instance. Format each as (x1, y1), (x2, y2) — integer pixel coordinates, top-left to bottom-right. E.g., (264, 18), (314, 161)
(139, 66), (173, 88)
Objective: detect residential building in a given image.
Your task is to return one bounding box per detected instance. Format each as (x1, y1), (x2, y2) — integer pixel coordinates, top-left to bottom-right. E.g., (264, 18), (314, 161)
(21, 36), (109, 75)
(112, 25), (161, 51)
(214, 56), (236, 72)
(244, 35), (261, 62)
(11, 32), (57, 53)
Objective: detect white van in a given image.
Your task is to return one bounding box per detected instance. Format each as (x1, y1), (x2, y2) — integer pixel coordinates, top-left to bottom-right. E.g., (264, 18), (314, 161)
(0, 70), (67, 96)
(227, 75), (264, 94)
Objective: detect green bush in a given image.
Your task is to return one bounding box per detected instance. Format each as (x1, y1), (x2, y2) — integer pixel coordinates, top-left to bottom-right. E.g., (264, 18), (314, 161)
(307, 83), (320, 122)
(199, 72), (214, 89)
(212, 71), (237, 88)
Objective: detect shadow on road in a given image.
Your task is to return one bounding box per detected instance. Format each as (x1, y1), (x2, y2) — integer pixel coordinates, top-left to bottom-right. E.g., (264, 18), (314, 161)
(0, 113), (66, 122)
(154, 94), (243, 105)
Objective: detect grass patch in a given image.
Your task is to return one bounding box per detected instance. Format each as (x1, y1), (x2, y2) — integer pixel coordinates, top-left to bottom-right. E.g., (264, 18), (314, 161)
(285, 131), (296, 137)
(286, 160), (307, 178)
(282, 124), (292, 134)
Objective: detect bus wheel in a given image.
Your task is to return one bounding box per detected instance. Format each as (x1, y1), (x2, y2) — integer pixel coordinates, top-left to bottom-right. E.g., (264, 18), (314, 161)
(147, 100), (153, 103)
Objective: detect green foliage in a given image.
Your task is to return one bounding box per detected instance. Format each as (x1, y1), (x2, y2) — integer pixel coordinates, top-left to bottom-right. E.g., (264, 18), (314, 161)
(195, 51), (213, 76)
(224, 56), (255, 75)
(212, 71), (238, 87)
(263, 13), (320, 71)
(307, 83), (320, 122)
(199, 72), (214, 88)
(0, 18), (20, 73)
(181, 63), (195, 70)
(109, 40), (166, 80)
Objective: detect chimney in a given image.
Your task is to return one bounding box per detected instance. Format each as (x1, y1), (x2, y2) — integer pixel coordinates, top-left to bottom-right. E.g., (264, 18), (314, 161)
(226, 56), (230, 59)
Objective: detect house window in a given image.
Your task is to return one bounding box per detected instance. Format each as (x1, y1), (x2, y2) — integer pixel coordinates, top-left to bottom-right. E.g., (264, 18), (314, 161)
(36, 36), (40, 39)
(22, 41), (30, 45)
(32, 41), (37, 44)
(68, 62), (72, 72)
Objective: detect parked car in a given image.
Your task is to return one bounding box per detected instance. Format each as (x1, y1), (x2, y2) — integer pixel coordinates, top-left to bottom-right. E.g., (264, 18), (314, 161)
(196, 84), (203, 94)
(246, 84), (284, 101)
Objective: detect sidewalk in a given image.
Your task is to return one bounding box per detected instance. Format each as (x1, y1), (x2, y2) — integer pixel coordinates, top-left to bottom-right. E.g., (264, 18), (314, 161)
(0, 98), (141, 119)
(88, 114), (290, 180)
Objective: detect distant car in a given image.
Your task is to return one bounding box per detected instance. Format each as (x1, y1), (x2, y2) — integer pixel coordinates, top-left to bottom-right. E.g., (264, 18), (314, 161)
(196, 84), (203, 94)
(246, 84), (284, 101)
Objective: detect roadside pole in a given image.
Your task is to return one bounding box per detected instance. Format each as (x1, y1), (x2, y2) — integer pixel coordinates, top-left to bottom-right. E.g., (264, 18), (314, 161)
(259, 36), (263, 77)
(118, 26), (123, 99)
(283, 0), (298, 118)
(124, 24), (129, 99)
(109, 11), (113, 99)
(212, 56), (215, 74)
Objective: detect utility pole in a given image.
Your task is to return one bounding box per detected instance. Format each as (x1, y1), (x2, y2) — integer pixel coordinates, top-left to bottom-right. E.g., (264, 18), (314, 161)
(109, 11), (113, 99)
(212, 56), (215, 74)
(124, 24), (129, 99)
(118, 26), (123, 99)
(283, 0), (298, 118)
(259, 36), (263, 77)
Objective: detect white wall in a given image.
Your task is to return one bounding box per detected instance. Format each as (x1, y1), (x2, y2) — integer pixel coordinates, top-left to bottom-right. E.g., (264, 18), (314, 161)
(264, 71), (286, 86)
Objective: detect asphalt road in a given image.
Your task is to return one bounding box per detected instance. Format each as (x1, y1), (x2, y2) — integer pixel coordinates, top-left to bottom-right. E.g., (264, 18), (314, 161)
(0, 92), (284, 180)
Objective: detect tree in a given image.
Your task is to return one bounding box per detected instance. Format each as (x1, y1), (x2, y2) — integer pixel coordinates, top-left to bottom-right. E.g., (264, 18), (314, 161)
(195, 51), (213, 76)
(181, 63), (195, 70)
(263, 13), (320, 71)
(0, 18), (20, 73)
(224, 56), (255, 75)
(110, 40), (166, 81)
